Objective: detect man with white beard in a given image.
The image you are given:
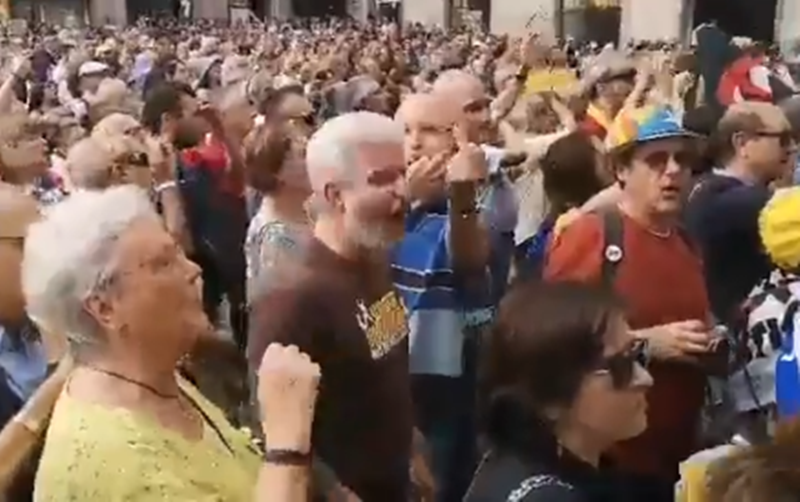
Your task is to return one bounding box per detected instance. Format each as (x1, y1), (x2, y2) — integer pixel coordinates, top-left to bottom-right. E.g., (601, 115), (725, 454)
(247, 112), (426, 501)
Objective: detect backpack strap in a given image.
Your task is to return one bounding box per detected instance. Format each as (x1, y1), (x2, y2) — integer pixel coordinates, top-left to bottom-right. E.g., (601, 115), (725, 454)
(599, 209), (625, 289)
(597, 208), (698, 289)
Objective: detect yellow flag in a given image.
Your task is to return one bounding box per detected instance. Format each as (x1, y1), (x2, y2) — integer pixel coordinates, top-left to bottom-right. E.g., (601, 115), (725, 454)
(524, 68), (578, 97)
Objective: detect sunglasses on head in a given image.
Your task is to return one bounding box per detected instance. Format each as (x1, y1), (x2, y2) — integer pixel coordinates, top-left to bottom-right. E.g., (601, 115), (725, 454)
(594, 339), (649, 390)
(115, 152), (149, 167)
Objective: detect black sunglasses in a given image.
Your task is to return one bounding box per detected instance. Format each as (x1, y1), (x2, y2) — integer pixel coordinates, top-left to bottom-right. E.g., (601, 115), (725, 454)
(595, 339), (649, 389)
(129, 152), (150, 167)
(754, 130), (795, 148)
(116, 152), (149, 167)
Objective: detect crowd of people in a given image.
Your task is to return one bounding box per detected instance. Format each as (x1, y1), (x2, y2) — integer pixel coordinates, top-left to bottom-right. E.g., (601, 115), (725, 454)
(2, 14), (800, 502)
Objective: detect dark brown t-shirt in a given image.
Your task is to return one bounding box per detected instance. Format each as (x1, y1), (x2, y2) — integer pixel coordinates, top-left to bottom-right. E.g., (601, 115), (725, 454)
(248, 237), (413, 501)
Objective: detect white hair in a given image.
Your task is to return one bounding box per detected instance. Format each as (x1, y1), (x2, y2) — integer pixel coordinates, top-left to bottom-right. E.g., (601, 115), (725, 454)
(432, 69), (483, 94)
(65, 137), (114, 189)
(22, 186), (159, 348)
(305, 111), (404, 192)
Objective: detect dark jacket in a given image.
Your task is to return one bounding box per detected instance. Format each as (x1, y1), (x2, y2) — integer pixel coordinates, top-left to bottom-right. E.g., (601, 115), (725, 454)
(464, 448), (620, 502)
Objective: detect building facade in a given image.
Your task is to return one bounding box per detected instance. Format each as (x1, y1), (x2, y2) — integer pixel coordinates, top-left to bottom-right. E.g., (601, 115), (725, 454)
(11, 0), (88, 25)
(402, 0), (800, 51)
(13, 0), (800, 53)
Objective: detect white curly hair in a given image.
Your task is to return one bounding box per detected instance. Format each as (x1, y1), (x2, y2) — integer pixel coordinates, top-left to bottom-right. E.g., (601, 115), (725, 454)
(22, 186), (159, 348)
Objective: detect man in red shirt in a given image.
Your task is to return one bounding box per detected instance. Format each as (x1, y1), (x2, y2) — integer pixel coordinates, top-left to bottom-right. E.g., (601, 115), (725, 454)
(545, 105), (723, 501)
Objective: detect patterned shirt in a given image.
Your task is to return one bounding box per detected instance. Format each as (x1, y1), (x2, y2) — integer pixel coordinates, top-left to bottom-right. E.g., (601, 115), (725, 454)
(29, 173), (68, 208)
(244, 205), (305, 303)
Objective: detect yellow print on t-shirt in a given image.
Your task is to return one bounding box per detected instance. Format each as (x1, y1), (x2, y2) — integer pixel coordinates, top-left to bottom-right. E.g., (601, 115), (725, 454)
(356, 292), (409, 359)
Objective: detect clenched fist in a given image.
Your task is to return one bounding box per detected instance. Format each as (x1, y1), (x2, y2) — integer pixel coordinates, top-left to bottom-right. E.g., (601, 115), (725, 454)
(258, 343), (321, 453)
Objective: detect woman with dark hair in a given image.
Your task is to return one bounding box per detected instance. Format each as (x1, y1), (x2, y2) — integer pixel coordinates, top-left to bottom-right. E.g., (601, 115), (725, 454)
(465, 281), (652, 501)
(242, 120), (311, 303)
(540, 131), (611, 219)
(256, 85), (316, 134)
(517, 131), (610, 277)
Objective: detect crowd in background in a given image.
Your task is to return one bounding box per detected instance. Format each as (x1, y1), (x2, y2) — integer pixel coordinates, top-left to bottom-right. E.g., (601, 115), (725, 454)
(1, 13), (800, 502)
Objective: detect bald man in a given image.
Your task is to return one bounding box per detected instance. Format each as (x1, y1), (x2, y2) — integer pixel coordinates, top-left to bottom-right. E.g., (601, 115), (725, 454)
(395, 93), (459, 203)
(432, 70), (494, 145)
(394, 90), (498, 502)
(433, 68), (527, 144)
(430, 73), (520, 295)
(686, 101), (797, 322)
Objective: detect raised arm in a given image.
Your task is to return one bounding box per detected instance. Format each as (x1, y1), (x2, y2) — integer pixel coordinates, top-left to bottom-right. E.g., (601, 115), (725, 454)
(255, 344), (320, 502)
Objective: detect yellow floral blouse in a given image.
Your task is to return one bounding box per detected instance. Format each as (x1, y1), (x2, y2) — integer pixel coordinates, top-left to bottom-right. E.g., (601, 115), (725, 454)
(34, 377), (261, 501)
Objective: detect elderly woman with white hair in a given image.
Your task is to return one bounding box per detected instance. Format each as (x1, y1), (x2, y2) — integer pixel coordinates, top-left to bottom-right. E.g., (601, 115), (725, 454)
(22, 187), (326, 502)
(64, 135), (151, 191)
(26, 186), (262, 500)
(91, 112), (142, 139)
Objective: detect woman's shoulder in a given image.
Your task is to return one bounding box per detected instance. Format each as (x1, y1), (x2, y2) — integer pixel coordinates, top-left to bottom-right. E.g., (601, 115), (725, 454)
(35, 394), (169, 500)
(465, 453), (585, 502)
(36, 382), (259, 501)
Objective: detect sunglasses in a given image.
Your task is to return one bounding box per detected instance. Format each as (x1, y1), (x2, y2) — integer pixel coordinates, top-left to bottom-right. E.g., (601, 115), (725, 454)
(754, 130), (795, 148)
(641, 149), (696, 170)
(126, 152), (150, 167)
(594, 339), (649, 389)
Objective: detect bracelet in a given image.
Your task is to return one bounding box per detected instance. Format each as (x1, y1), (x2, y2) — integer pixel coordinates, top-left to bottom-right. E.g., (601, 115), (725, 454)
(154, 181), (178, 193)
(264, 448), (311, 466)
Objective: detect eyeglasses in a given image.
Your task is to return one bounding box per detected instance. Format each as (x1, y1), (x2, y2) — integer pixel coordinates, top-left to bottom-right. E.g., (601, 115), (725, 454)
(753, 130), (795, 148)
(594, 339), (650, 389)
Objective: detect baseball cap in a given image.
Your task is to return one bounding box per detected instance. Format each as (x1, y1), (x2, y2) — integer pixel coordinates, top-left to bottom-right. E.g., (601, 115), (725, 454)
(760, 187), (800, 270)
(605, 105), (698, 151)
